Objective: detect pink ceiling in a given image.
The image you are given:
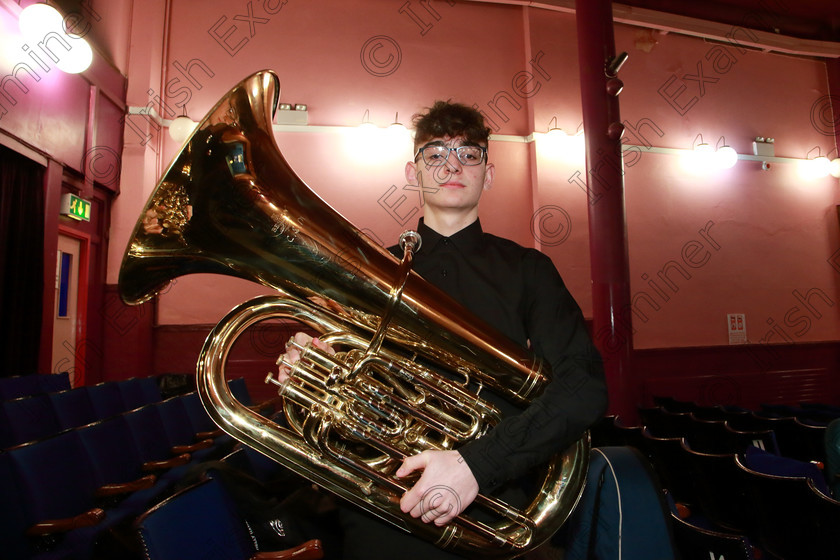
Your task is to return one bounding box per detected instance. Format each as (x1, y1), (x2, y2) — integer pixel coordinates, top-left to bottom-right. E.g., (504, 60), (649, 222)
(619, 0), (840, 42)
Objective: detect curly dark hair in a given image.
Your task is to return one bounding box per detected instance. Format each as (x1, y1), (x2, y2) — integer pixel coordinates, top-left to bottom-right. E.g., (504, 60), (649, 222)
(412, 100), (491, 152)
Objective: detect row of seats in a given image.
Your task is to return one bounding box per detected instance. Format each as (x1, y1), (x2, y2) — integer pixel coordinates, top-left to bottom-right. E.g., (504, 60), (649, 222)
(0, 376), (164, 450)
(593, 404), (840, 559)
(636, 404), (827, 462)
(0, 372), (71, 400)
(655, 395), (840, 425)
(0, 378), (259, 560)
(594, 408), (779, 456)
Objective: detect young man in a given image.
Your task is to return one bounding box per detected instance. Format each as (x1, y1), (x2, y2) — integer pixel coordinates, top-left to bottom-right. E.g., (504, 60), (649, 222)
(279, 101), (607, 559)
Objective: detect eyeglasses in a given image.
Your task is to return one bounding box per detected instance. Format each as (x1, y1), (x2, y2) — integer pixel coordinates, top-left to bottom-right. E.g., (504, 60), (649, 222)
(414, 143), (487, 166)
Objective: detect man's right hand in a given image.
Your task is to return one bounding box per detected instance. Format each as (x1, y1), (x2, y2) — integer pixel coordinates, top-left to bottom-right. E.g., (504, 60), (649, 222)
(276, 332), (336, 384)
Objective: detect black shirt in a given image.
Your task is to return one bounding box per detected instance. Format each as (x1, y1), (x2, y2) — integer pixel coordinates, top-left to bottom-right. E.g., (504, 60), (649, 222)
(395, 218), (607, 491)
(340, 218), (607, 560)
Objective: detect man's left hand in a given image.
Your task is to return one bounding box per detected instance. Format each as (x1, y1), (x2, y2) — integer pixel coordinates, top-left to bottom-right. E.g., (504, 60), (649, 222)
(397, 450), (479, 526)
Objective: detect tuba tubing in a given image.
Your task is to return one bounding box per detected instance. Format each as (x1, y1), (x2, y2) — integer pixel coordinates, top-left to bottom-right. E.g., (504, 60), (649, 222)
(119, 70), (589, 558)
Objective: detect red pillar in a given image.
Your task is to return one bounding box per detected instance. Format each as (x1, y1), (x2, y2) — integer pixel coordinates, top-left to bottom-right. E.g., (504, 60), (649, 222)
(39, 160), (63, 375)
(825, 59), (840, 159)
(575, 0), (635, 420)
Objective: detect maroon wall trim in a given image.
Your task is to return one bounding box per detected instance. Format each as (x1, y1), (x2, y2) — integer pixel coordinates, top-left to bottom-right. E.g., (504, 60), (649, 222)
(99, 286), (839, 413)
(635, 342), (840, 413)
(153, 322), (304, 403)
(129, 317), (840, 415)
(102, 284), (155, 381)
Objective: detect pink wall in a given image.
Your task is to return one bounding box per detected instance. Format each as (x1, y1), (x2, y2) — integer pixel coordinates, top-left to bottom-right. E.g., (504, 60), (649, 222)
(102, 1), (837, 358)
(612, 25), (840, 348)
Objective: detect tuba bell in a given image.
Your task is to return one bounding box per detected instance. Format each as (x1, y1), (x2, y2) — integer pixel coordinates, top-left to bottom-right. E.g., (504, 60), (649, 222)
(119, 70), (588, 558)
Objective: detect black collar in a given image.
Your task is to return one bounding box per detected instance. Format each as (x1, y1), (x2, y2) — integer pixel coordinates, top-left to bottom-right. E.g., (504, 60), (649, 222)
(415, 217), (484, 254)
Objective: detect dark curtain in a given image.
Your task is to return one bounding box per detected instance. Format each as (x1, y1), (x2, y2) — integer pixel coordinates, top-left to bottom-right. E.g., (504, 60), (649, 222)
(0, 145), (45, 376)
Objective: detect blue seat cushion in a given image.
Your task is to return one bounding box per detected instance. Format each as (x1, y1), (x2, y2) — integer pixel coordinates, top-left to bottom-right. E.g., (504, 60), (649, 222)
(743, 445), (831, 497)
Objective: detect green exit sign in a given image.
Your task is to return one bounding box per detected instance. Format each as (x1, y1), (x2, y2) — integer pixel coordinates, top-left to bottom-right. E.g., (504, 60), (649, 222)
(60, 193), (91, 221)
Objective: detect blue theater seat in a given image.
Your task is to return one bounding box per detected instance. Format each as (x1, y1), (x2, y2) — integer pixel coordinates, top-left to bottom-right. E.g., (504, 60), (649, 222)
(685, 404), (731, 421)
(87, 381), (128, 419)
(180, 390), (233, 447)
(684, 414), (730, 453)
(0, 451), (45, 559)
(723, 423), (779, 455)
(37, 372), (72, 394)
(0, 394), (62, 449)
(772, 417), (828, 464)
(639, 405), (693, 439)
(0, 375), (43, 400)
(0, 373), (71, 400)
(48, 387), (98, 430)
(228, 376), (253, 406)
(117, 376), (162, 410)
(742, 444), (831, 496)
(681, 444), (754, 534)
(636, 429), (697, 506)
(75, 415), (179, 515)
(153, 396), (227, 463)
(136, 477), (254, 560)
(135, 476), (323, 560)
(669, 512), (756, 560)
(683, 414), (780, 455)
(0, 451), (78, 559)
(224, 444), (289, 485)
(5, 430), (137, 559)
(653, 395), (697, 414)
(736, 453), (840, 559)
(122, 405), (194, 482)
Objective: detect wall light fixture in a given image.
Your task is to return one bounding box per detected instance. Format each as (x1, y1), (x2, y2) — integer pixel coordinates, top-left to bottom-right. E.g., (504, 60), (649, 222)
(715, 137), (738, 169)
(168, 115), (197, 143)
(19, 3), (92, 74)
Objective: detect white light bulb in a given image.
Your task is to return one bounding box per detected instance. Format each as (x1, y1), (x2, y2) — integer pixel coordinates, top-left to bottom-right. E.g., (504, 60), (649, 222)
(357, 121), (378, 147)
(812, 156), (831, 177)
(55, 37), (93, 74)
(19, 4), (64, 41)
(386, 121), (407, 137)
(696, 143), (715, 168)
(20, 4), (93, 74)
(716, 146), (738, 169)
(168, 116), (197, 143)
(797, 156), (832, 180)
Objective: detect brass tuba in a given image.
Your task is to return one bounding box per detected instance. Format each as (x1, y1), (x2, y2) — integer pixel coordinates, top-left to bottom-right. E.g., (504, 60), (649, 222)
(119, 70), (588, 558)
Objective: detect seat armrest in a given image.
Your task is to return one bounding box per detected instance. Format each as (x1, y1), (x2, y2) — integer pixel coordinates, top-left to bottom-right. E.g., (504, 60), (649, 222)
(26, 508), (106, 536)
(96, 474), (157, 497)
(172, 439), (213, 454)
(249, 396), (283, 415)
(142, 453), (191, 471)
(196, 429), (224, 439)
(251, 539), (324, 560)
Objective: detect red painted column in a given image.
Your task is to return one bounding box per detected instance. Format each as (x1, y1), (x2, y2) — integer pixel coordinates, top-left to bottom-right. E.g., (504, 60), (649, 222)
(39, 160), (63, 375)
(575, 0), (635, 420)
(825, 58), (840, 160)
